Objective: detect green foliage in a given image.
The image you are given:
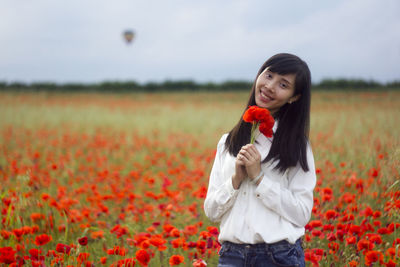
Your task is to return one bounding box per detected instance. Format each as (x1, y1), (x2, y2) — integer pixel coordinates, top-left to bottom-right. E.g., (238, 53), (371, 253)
(0, 79), (399, 92)
(315, 78), (384, 90)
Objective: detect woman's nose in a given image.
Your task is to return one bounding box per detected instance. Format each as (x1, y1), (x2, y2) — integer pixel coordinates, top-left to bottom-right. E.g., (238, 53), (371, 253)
(264, 80), (275, 92)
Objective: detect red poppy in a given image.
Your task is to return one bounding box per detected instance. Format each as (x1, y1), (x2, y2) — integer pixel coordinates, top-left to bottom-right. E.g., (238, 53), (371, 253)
(206, 226), (219, 237)
(242, 106), (275, 142)
(349, 225), (361, 236)
(30, 213), (45, 223)
(183, 225), (198, 236)
(0, 247), (16, 265)
(304, 249), (321, 266)
(34, 234), (52, 246)
(171, 237), (187, 249)
(346, 236), (356, 245)
(324, 210), (338, 220)
(326, 233), (336, 241)
(243, 106), (271, 124)
(135, 249), (150, 266)
(56, 243), (71, 254)
(78, 236), (88, 246)
(307, 220), (323, 229)
(28, 248), (43, 261)
(163, 224), (175, 234)
(311, 229), (322, 237)
(366, 233), (382, 245)
(169, 255), (184, 266)
(12, 228), (24, 239)
(259, 122), (274, 139)
(149, 236), (167, 251)
(385, 259), (396, 267)
(0, 230), (12, 240)
(365, 250), (383, 266)
(357, 239), (374, 252)
(171, 228), (181, 237)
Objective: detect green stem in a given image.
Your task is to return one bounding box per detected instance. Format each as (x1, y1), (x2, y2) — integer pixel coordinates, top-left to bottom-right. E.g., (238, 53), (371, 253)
(250, 122), (259, 144)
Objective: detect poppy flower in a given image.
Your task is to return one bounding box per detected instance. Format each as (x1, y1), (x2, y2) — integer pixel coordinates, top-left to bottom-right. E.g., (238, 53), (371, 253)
(365, 250), (383, 266)
(304, 249), (321, 266)
(258, 122), (273, 139)
(56, 243), (71, 254)
(135, 249), (150, 266)
(206, 226), (219, 237)
(324, 210), (338, 220)
(242, 106), (275, 143)
(311, 229), (322, 237)
(307, 220), (323, 229)
(30, 213), (45, 223)
(171, 228), (180, 237)
(34, 234), (52, 246)
(385, 259), (396, 267)
(169, 255), (184, 266)
(28, 248), (43, 261)
(183, 225), (198, 236)
(149, 236), (167, 251)
(78, 236), (88, 246)
(12, 229), (24, 239)
(0, 247), (16, 265)
(346, 236), (356, 245)
(163, 224), (175, 234)
(171, 238), (187, 249)
(0, 230), (12, 240)
(357, 239), (374, 252)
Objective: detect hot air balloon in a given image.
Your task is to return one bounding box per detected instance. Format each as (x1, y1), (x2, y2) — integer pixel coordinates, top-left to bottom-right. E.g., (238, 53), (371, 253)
(123, 30), (135, 44)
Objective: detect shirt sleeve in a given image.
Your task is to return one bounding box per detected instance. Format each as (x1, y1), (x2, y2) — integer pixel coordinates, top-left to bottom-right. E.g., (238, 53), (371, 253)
(204, 134), (240, 222)
(254, 143), (316, 227)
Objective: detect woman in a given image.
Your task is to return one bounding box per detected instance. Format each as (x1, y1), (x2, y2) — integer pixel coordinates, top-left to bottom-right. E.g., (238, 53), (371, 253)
(204, 53), (316, 267)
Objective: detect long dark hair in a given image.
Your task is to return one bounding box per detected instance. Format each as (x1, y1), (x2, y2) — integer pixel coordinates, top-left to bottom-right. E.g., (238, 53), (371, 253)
(225, 53), (312, 173)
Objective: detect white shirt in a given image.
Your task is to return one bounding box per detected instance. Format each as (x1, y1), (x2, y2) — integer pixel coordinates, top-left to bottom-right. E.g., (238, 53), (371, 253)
(204, 126), (316, 245)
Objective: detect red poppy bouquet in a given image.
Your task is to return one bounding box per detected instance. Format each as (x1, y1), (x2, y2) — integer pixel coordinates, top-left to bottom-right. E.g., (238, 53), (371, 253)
(242, 106), (275, 143)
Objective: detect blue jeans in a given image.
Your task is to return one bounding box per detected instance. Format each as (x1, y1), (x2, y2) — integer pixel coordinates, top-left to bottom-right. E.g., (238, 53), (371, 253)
(218, 239), (305, 267)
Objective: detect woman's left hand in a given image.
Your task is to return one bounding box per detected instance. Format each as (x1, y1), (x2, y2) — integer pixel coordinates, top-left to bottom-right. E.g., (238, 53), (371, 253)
(238, 144), (261, 180)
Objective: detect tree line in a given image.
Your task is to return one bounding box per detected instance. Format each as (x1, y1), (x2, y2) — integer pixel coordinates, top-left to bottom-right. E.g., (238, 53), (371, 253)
(0, 79), (399, 92)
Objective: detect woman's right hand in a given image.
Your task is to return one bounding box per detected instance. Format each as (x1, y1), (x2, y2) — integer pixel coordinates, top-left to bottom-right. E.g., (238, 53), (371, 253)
(232, 154), (247, 189)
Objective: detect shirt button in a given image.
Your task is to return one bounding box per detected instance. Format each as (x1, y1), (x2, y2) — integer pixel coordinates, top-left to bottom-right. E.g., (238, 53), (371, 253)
(256, 194), (260, 197)
(243, 192), (246, 195)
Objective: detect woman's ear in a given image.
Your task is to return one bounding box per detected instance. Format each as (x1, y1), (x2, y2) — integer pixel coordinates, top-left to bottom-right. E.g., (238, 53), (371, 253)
(288, 94), (301, 104)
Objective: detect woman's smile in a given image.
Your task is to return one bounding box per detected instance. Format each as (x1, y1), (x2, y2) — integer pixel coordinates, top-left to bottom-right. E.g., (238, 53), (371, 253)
(259, 90), (274, 103)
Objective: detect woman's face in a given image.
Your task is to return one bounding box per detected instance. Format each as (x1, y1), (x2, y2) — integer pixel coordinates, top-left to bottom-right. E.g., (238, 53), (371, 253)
(255, 68), (299, 115)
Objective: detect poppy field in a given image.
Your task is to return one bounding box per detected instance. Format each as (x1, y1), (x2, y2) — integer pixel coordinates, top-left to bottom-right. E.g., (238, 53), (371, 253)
(0, 90), (399, 266)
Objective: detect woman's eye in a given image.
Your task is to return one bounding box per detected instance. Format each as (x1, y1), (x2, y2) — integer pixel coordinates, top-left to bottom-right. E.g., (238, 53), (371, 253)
(266, 73), (273, 79)
(280, 83), (287, 88)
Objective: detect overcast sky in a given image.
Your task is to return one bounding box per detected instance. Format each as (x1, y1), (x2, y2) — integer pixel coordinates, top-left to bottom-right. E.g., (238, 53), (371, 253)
(1, 0), (399, 84)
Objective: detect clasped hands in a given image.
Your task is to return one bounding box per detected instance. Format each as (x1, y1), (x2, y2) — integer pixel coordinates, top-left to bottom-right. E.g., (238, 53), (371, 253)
(232, 144), (262, 189)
